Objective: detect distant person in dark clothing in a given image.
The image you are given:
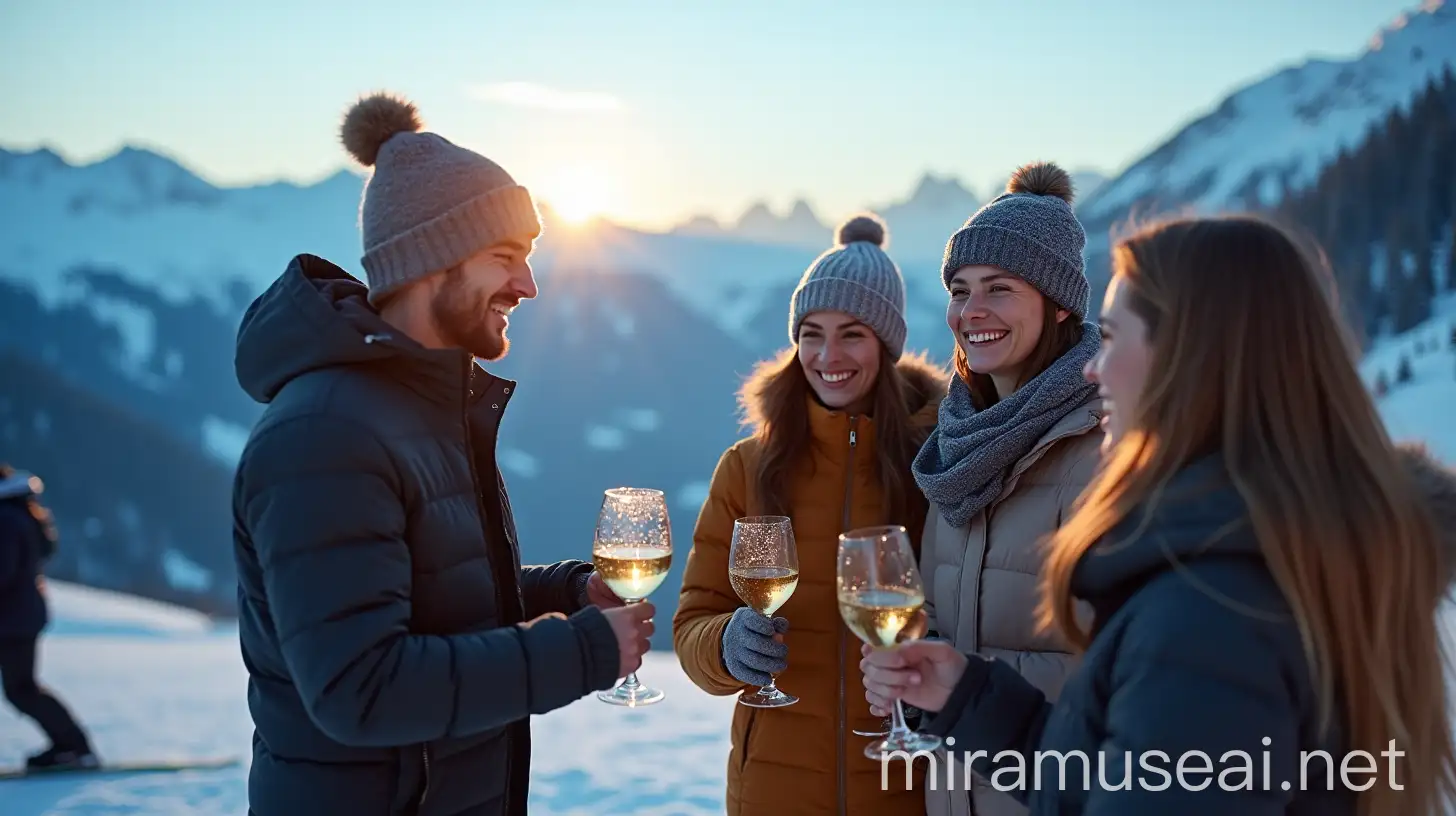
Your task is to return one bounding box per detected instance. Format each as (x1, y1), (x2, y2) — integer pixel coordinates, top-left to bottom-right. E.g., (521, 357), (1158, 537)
(0, 464), (97, 772)
(231, 91), (652, 816)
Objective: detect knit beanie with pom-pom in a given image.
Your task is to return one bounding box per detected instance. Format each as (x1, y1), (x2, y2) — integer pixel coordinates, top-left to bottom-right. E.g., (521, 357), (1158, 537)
(940, 161), (1089, 319)
(789, 213), (908, 360)
(339, 91), (542, 305)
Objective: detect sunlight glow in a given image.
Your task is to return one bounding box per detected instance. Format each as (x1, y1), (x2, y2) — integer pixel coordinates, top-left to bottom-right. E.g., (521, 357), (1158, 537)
(543, 165), (616, 225)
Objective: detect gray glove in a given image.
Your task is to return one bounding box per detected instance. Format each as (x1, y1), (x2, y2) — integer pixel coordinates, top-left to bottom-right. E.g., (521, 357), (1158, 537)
(721, 606), (789, 686)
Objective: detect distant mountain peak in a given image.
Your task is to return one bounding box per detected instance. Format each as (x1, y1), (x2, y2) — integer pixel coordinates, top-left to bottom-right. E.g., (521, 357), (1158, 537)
(787, 198), (818, 219)
(1373, 0), (1449, 50)
(903, 172), (977, 208)
(664, 170), (987, 261)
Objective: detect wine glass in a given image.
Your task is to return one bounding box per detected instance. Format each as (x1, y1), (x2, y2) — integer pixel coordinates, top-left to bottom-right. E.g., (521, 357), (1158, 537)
(837, 524), (942, 759)
(729, 515), (801, 708)
(592, 487), (672, 707)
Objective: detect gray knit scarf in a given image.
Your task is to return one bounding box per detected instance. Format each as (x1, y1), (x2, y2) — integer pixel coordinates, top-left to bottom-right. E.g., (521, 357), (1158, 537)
(912, 321), (1101, 529)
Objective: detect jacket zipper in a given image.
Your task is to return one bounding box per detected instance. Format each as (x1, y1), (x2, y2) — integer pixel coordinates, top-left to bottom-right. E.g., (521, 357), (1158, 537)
(837, 416), (858, 816)
(418, 362), (514, 813)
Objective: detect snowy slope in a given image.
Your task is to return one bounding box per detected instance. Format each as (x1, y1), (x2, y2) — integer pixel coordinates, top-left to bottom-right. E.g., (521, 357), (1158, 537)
(1360, 292), (1456, 462)
(1083, 0), (1456, 230)
(0, 582), (739, 815)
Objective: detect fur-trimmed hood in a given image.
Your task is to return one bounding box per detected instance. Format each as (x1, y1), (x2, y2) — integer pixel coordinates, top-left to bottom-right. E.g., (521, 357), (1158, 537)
(1395, 442), (1456, 587)
(739, 349), (950, 436)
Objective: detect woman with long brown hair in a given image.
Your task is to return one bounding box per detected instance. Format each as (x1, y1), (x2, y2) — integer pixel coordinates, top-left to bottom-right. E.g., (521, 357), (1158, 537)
(860, 213), (1456, 815)
(673, 214), (947, 815)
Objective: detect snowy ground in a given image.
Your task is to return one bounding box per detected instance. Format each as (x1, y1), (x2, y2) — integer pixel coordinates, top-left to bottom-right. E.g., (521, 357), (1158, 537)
(0, 582), (738, 815)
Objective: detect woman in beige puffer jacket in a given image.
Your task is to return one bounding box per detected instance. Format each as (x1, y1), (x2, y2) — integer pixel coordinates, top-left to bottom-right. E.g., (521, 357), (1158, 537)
(908, 162), (1105, 816)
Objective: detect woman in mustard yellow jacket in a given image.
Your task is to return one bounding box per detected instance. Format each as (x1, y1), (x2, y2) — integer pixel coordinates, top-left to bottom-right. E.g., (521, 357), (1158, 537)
(674, 214), (947, 815)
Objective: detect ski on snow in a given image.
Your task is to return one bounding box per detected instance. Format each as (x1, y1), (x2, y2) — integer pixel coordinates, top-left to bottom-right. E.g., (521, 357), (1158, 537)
(0, 755), (242, 780)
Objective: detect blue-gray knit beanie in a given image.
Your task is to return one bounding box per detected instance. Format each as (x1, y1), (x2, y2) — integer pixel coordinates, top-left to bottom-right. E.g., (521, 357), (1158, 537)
(789, 213), (908, 360)
(340, 91), (542, 306)
(941, 162), (1089, 318)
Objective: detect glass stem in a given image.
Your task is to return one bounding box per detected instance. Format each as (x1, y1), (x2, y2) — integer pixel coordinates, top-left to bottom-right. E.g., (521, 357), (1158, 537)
(760, 675), (778, 693)
(618, 597), (646, 691)
(889, 698), (911, 737)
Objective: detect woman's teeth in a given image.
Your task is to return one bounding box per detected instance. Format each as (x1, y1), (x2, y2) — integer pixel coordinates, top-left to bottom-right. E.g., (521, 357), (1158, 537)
(963, 330), (1008, 345)
(819, 371), (855, 384)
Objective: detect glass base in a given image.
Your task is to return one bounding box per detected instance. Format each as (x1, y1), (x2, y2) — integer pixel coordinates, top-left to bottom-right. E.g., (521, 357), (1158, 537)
(738, 686), (798, 708)
(597, 681), (665, 707)
(865, 731), (942, 760)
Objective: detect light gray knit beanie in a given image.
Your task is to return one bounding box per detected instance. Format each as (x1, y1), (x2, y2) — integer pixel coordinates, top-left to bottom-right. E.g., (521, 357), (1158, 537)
(940, 161), (1089, 318)
(789, 213), (908, 360)
(340, 92), (542, 305)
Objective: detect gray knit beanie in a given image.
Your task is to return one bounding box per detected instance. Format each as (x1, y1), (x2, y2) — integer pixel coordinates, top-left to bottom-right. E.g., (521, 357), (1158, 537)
(941, 161), (1089, 318)
(789, 213), (908, 360)
(340, 92), (542, 305)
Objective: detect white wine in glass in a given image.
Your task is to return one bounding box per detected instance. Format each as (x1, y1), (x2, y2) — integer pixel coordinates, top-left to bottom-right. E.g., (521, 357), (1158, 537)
(728, 515), (800, 708)
(850, 607), (928, 737)
(593, 487), (672, 707)
(837, 524), (942, 759)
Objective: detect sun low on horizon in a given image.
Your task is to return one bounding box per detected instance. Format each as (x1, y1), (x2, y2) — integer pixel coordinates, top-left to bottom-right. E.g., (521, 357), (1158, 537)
(538, 164), (617, 226)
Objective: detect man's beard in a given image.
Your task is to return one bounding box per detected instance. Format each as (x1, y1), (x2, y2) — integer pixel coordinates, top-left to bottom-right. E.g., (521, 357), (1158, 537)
(431, 271), (508, 361)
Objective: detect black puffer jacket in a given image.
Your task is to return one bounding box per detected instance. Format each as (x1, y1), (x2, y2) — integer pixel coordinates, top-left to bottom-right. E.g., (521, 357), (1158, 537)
(232, 254), (620, 816)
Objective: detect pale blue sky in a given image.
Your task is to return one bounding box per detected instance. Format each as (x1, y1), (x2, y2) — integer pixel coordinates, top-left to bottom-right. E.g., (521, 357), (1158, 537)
(0, 0), (1419, 229)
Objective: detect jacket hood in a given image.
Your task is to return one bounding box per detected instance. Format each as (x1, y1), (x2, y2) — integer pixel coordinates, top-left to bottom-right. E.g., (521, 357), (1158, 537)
(235, 254), (448, 404)
(1071, 453), (1253, 601)
(1074, 443), (1456, 600)
(739, 349), (950, 437)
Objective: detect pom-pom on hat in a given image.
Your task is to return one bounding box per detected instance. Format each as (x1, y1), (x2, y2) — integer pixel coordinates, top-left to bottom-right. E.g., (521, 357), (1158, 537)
(940, 161), (1090, 318)
(340, 91), (542, 306)
(789, 212), (909, 360)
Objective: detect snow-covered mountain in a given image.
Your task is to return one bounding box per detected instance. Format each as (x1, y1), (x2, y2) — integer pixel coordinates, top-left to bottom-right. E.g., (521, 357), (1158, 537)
(1081, 0), (1456, 247)
(670, 171), (986, 263)
(671, 198), (830, 249)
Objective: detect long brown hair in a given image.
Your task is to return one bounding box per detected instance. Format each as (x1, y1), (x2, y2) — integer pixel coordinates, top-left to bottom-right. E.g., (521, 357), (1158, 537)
(739, 345), (935, 527)
(953, 297), (1083, 409)
(1038, 214), (1456, 815)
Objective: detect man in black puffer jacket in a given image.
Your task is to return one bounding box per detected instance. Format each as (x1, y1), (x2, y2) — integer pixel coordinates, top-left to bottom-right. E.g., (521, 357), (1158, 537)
(0, 465), (97, 772)
(232, 92), (654, 816)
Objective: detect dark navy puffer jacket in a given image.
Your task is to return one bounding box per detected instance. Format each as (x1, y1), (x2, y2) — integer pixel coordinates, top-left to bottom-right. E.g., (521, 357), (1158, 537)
(919, 450), (1456, 815)
(232, 255), (620, 816)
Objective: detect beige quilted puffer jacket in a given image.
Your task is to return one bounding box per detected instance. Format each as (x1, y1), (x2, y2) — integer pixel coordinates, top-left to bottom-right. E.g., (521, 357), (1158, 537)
(918, 397), (1103, 816)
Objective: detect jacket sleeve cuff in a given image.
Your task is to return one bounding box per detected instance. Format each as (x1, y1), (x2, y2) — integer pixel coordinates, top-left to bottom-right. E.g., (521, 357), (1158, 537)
(569, 606), (621, 693)
(570, 569), (594, 612)
(687, 612), (745, 694)
(921, 653), (994, 737)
